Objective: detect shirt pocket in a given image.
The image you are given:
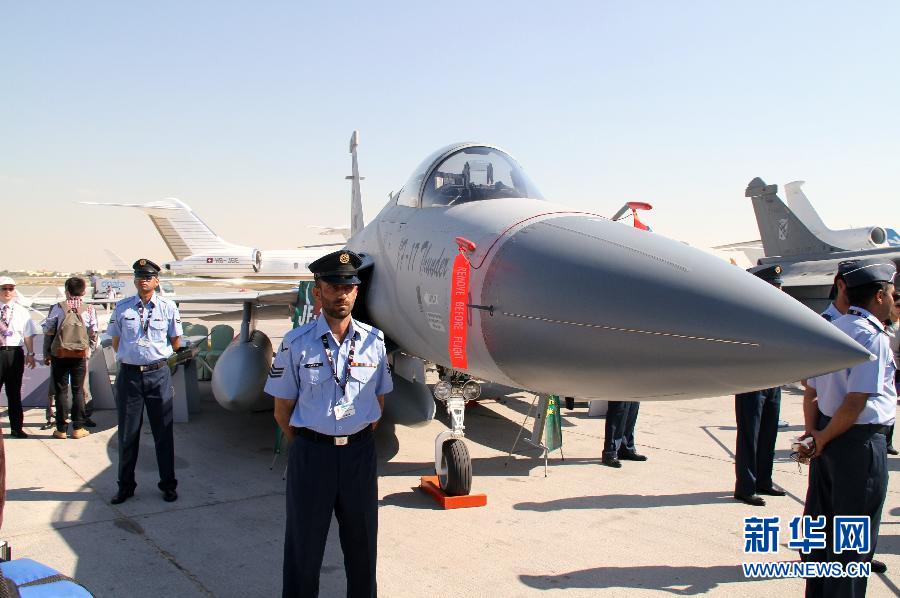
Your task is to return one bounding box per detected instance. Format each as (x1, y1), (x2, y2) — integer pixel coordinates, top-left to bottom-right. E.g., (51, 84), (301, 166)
(298, 359), (327, 401)
(349, 365), (375, 397)
(148, 319), (169, 342)
(122, 316), (141, 339)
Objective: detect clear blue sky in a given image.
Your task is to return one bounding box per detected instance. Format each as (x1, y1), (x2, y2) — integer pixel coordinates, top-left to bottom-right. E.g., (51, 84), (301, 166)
(2, 1), (898, 271)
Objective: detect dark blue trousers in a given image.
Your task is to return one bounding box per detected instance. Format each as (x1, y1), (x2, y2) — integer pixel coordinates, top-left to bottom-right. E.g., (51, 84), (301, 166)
(283, 433), (377, 598)
(115, 365), (177, 493)
(804, 415), (888, 598)
(734, 387), (781, 496)
(603, 401), (640, 459)
(0, 347), (24, 432)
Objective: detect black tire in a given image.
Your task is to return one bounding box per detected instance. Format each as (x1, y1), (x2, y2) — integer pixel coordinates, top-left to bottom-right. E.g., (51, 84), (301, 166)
(438, 438), (472, 496)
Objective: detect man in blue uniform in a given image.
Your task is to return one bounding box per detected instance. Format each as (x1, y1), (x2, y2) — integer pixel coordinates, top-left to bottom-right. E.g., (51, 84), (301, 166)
(820, 260), (859, 322)
(802, 259), (896, 596)
(107, 259), (183, 504)
(733, 264), (786, 506)
(266, 250), (392, 598)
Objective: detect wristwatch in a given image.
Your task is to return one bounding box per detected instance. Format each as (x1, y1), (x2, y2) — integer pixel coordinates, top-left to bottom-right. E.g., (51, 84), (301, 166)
(26, 352), (35, 357)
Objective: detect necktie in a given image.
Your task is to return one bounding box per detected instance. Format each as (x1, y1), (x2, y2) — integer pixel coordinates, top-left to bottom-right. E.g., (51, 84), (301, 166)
(0, 305), (9, 347)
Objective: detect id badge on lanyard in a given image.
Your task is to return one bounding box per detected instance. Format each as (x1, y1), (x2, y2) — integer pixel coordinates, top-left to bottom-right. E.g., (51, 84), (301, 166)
(322, 334), (356, 420)
(136, 302), (154, 347)
(334, 397), (356, 420)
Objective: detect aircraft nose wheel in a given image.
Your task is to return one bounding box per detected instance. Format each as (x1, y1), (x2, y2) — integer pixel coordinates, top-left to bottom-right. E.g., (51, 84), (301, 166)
(432, 376), (478, 496)
(438, 438), (472, 496)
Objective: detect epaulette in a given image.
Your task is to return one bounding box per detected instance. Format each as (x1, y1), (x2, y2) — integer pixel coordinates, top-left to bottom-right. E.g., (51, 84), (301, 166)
(114, 295), (138, 313)
(355, 320), (384, 341)
(156, 295), (178, 308)
(283, 320), (318, 345)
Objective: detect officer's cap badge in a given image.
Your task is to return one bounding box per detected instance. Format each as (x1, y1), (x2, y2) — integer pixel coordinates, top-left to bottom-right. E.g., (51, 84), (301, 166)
(774, 266), (782, 274)
(139, 259), (147, 266)
(339, 253), (350, 264)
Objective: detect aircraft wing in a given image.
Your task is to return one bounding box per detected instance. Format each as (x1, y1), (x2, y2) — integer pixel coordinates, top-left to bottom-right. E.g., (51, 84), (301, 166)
(160, 277), (307, 287)
(172, 289), (299, 304)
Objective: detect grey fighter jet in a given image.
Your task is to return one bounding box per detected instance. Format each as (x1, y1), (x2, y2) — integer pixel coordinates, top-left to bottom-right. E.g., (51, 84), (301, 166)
(145, 139), (871, 497)
(745, 177), (900, 311)
(338, 143), (869, 494)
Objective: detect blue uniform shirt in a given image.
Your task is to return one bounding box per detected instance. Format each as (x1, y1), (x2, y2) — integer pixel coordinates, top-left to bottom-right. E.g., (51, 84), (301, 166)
(265, 316), (393, 435)
(107, 293), (183, 365)
(820, 302), (843, 322)
(810, 307), (897, 425)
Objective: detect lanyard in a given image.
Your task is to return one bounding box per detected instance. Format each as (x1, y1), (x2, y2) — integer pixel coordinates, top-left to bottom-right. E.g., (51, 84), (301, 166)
(136, 300), (154, 337)
(320, 333), (356, 391)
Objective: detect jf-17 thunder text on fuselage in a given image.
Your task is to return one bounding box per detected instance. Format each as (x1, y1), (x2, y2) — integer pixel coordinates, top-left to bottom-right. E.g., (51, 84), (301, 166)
(129, 135), (871, 496)
(746, 177), (900, 312)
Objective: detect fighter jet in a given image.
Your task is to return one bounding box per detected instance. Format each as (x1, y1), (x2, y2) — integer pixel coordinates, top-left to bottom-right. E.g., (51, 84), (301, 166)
(745, 177), (900, 311)
(337, 144), (871, 494)
(138, 139), (872, 497)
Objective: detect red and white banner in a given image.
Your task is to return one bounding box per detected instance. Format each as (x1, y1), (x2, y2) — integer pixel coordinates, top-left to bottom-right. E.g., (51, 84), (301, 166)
(448, 252), (470, 369)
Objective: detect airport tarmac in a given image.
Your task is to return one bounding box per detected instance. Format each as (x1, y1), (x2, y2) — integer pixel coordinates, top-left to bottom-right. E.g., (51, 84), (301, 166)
(2, 303), (899, 597)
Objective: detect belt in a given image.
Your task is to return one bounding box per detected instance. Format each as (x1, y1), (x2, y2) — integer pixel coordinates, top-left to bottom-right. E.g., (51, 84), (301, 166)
(818, 412), (890, 435)
(121, 360), (168, 373)
(0, 346), (22, 351)
(291, 424), (372, 446)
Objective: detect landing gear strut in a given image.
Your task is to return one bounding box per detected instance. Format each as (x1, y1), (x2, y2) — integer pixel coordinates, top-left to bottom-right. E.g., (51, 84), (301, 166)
(432, 373), (480, 496)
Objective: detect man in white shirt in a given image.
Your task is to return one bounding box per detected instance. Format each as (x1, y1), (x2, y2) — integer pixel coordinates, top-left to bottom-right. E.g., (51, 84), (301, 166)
(0, 276), (40, 438)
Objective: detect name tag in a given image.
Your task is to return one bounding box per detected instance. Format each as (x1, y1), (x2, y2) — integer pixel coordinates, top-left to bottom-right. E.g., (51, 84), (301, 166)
(304, 362), (323, 368)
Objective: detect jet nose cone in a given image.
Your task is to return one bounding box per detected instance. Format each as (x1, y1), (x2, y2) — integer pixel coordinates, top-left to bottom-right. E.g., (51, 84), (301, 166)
(480, 215), (871, 399)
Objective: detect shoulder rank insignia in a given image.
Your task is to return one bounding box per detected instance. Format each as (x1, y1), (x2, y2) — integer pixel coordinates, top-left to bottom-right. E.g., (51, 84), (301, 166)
(268, 364), (284, 378)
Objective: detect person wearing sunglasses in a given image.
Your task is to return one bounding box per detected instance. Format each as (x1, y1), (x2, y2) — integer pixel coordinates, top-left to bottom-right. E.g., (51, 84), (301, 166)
(106, 259), (183, 504)
(0, 276), (40, 438)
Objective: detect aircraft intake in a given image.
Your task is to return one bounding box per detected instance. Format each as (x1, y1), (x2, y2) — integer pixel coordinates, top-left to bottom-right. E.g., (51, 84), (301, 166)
(478, 214), (872, 400)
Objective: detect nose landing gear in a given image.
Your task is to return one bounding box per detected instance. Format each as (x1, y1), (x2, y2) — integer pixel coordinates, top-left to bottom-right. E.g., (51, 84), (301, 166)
(432, 375), (481, 496)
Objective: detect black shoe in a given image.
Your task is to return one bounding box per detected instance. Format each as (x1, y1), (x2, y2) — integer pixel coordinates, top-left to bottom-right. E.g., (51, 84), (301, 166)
(162, 489), (178, 502)
(618, 451), (648, 461)
(40, 421), (54, 430)
(11, 429), (28, 439)
(887, 446), (899, 456)
(757, 485), (787, 497)
(734, 493), (766, 506)
(872, 559), (887, 574)
(602, 457), (622, 468)
(111, 490), (134, 505)
(84, 418), (97, 428)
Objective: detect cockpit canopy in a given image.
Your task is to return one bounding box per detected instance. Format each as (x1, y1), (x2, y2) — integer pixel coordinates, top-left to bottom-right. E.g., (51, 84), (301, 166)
(396, 144), (544, 208)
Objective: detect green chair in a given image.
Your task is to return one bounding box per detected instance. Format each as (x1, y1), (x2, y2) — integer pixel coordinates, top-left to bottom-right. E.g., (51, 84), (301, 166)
(204, 324), (234, 374)
(190, 324), (212, 380)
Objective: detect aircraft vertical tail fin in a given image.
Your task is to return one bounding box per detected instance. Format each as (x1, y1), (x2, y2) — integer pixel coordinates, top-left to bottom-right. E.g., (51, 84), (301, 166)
(783, 180), (830, 234)
(744, 178), (838, 258)
(348, 130), (365, 237)
(103, 249), (132, 273)
(81, 199), (238, 260)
